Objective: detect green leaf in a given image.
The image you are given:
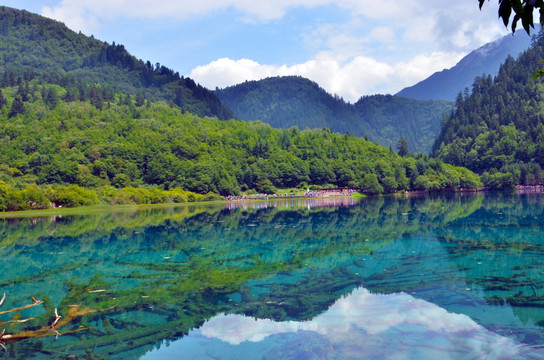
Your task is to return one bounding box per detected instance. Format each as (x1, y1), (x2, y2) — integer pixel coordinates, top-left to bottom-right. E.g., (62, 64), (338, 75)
(499, 0), (513, 27)
(512, 14), (521, 32)
(521, 5), (535, 34)
(532, 68), (544, 80)
(510, 0), (523, 14)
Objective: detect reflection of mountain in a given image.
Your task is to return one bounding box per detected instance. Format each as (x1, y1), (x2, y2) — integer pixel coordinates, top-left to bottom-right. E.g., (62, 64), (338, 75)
(141, 287), (541, 359)
(3, 194), (544, 358)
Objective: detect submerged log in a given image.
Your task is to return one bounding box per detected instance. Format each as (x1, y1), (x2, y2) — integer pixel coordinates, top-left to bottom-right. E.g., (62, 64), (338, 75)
(0, 294), (113, 351)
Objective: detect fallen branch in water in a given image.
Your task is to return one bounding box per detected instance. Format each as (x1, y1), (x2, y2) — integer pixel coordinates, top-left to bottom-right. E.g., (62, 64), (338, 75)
(0, 297), (43, 315)
(0, 294), (114, 351)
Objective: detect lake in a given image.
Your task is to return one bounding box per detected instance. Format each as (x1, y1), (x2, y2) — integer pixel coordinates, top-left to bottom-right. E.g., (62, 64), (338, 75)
(1, 193), (544, 359)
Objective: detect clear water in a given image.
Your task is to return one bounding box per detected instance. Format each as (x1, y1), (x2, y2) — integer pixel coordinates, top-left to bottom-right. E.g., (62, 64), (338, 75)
(1, 193), (544, 359)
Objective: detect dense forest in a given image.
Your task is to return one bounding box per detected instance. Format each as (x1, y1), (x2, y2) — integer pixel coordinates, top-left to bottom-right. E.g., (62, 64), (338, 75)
(0, 71), (482, 210)
(433, 30), (544, 188)
(215, 76), (453, 154)
(0, 6), (232, 120)
(0, 6), (489, 212)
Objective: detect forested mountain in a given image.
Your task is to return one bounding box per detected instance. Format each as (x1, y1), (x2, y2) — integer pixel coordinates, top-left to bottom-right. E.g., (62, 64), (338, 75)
(0, 72), (481, 208)
(396, 32), (532, 101)
(432, 30), (544, 188)
(215, 76), (452, 154)
(0, 6), (232, 119)
(0, 6), (486, 212)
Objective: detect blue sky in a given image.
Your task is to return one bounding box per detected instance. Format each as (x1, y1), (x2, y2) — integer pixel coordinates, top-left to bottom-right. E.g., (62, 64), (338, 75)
(3, 1), (523, 101)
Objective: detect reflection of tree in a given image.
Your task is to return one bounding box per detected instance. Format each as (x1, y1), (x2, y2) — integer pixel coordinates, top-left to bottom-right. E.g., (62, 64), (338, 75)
(0, 194), (489, 358)
(433, 194), (544, 325)
(0, 203), (224, 250)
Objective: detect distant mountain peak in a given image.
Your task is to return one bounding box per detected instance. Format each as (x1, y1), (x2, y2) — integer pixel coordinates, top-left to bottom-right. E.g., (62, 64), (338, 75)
(396, 32), (532, 101)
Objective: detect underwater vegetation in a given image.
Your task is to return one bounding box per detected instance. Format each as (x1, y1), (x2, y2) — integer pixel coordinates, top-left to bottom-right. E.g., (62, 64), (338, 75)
(2, 194), (544, 358)
(0, 293), (113, 358)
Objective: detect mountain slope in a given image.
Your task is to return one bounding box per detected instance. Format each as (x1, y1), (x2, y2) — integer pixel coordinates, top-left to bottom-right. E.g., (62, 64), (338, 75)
(0, 6), (232, 119)
(432, 30), (544, 188)
(216, 76), (452, 154)
(0, 74), (481, 197)
(396, 32), (532, 101)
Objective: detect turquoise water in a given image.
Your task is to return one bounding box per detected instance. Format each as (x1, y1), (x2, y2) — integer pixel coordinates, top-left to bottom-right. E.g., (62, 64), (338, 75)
(1, 194), (544, 359)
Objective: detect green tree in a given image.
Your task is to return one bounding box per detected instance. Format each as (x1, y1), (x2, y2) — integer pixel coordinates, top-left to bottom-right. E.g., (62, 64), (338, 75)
(16, 80), (29, 101)
(361, 174), (383, 195)
(8, 95), (25, 118)
(0, 89), (6, 109)
(397, 136), (409, 157)
(135, 91), (145, 107)
(381, 176), (398, 193)
(89, 85), (103, 109)
(309, 159), (335, 184)
(256, 179), (276, 194)
(45, 87), (59, 109)
(64, 87), (79, 102)
(278, 131), (292, 150)
(332, 161), (355, 187)
(112, 173), (131, 188)
(481, 170), (515, 189)
(413, 175), (433, 191)
(0, 181), (10, 211)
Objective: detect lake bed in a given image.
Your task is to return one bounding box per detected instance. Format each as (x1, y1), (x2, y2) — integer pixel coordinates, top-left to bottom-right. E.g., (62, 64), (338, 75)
(1, 194), (544, 359)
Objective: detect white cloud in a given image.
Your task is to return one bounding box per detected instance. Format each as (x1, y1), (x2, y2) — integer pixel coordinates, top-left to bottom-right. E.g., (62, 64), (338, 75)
(368, 26), (396, 44)
(42, 1), (101, 34)
(40, 0), (512, 97)
(189, 51), (462, 101)
(41, 0), (334, 32)
(194, 287), (527, 359)
(42, 0), (508, 45)
(342, 0), (508, 50)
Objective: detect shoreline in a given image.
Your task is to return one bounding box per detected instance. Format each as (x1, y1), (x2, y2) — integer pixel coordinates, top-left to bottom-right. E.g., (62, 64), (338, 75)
(0, 201), (225, 219)
(1, 186), (543, 219)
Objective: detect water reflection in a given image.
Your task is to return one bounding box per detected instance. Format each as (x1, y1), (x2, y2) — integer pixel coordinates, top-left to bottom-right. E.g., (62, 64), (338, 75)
(1, 194), (544, 359)
(224, 197), (358, 211)
(143, 287), (541, 360)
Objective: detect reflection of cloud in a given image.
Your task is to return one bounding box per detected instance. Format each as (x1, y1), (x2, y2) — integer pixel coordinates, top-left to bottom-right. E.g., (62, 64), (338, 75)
(200, 315), (299, 345)
(201, 288), (477, 343)
(198, 288), (531, 358)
